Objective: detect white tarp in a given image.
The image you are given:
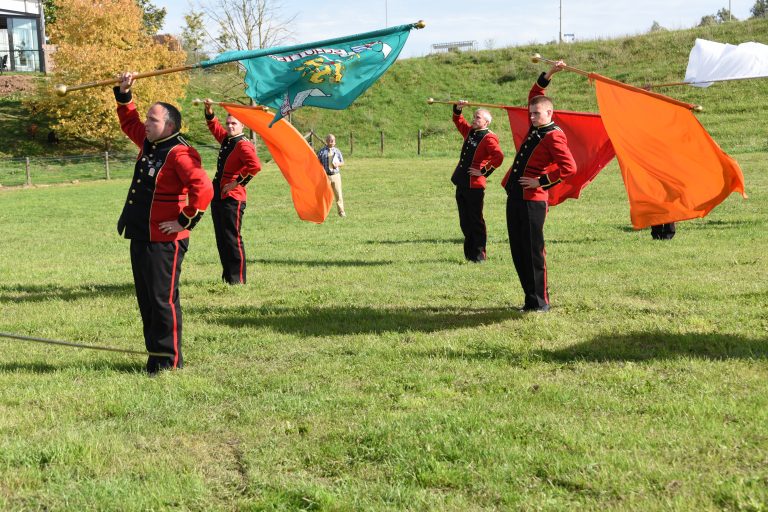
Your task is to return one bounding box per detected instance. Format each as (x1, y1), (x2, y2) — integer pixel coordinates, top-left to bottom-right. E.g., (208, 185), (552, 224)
(685, 38), (768, 87)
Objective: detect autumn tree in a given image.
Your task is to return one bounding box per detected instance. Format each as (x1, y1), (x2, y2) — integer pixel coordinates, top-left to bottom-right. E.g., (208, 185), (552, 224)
(31, 0), (187, 149)
(44, 0), (166, 37)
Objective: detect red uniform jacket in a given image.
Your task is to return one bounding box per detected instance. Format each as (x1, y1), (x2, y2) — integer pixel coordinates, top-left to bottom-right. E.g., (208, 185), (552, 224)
(115, 89), (213, 242)
(501, 73), (577, 202)
(205, 114), (262, 201)
(451, 110), (504, 190)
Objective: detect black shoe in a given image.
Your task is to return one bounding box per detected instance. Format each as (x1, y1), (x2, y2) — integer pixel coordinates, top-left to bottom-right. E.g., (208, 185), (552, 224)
(519, 304), (550, 313)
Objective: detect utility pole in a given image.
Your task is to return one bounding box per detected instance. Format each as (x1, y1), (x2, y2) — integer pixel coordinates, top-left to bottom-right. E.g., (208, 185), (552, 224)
(559, 0), (563, 44)
(37, 0), (47, 73)
(385, 0), (388, 27)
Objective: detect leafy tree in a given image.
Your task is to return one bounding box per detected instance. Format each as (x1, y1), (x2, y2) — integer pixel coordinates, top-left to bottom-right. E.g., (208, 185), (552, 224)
(717, 8), (737, 22)
(136, 0), (166, 35)
(181, 10), (210, 63)
(42, 0), (57, 28)
(29, 0), (187, 149)
(751, 0), (768, 17)
(698, 8), (738, 26)
(46, 0), (167, 42)
(649, 21), (666, 32)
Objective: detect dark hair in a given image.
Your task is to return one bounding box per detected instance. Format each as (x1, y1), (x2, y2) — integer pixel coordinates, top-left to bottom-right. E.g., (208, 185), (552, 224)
(155, 102), (182, 132)
(529, 95), (554, 109)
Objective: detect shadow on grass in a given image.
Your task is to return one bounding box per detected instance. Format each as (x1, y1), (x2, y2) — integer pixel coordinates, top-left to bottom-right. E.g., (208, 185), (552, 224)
(422, 331), (768, 363)
(547, 237), (609, 245)
(365, 238), (464, 245)
(0, 283), (135, 303)
(543, 331), (768, 361)
(682, 219), (758, 230)
(616, 218), (755, 234)
(0, 359), (145, 374)
(250, 258), (394, 267)
(190, 304), (521, 335)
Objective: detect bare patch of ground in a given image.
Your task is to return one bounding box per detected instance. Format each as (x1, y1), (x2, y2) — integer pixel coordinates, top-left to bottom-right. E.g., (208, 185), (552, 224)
(0, 75), (37, 95)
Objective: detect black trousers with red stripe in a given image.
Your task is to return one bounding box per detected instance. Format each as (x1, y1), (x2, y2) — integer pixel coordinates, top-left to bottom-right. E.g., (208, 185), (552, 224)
(130, 239), (187, 373)
(211, 198), (247, 284)
(455, 187), (487, 262)
(506, 198), (549, 309)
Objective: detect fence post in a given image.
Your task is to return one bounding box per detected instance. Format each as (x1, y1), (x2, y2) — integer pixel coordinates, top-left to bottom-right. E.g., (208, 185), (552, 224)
(25, 157), (31, 186)
(380, 131), (384, 155)
(417, 129), (422, 155)
(104, 151), (111, 180)
(349, 132), (353, 156)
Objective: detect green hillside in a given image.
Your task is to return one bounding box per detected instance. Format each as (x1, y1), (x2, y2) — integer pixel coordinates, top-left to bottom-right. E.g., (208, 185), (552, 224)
(280, 17), (768, 157)
(2, 17), (768, 159)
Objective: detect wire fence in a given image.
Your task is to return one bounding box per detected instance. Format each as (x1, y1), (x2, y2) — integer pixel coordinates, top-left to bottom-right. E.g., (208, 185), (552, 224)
(0, 145), (221, 188)
(0, 131), (457, 188)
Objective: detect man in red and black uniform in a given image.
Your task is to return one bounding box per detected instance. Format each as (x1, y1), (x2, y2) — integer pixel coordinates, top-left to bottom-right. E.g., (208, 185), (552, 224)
(114, 72), (213, 374)
(451, 103), (504, 262)
(203, 99), (262, 284)
(501, 61), (577, 312)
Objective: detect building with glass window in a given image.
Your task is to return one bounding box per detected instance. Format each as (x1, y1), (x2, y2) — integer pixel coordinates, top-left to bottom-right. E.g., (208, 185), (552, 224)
(0, 0), (46, 73)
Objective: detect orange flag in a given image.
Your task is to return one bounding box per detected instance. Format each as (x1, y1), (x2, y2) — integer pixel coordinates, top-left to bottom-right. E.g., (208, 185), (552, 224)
(505, 107), (615, 206)
(222, 105), (333, 223)
(590, 74), (746, 229)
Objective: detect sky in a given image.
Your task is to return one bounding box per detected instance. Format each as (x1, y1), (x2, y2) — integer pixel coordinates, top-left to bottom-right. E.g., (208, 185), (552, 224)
(154, 0), (755, 59)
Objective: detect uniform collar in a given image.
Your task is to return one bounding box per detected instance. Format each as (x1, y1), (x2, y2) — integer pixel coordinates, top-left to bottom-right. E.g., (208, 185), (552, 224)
(532, 122), (556, 134)
(148, 132), (181, 149)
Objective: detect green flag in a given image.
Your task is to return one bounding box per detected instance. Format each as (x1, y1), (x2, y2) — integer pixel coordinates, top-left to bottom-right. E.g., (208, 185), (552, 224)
(201, 22), (422, 125)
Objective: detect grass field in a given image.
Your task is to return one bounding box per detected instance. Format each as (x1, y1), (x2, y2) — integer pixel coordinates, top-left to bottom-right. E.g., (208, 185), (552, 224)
(0, 152), (765, 510)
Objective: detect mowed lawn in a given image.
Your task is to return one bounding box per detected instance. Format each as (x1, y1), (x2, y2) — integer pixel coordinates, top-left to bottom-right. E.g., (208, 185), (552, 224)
(0, 154), (765, 511)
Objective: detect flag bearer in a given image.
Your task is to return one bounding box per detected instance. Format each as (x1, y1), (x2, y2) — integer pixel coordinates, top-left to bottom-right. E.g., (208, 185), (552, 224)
(501, 60), (577, 312)
(203, 99), (263, 284)
(114, 71), (213, 374)
(450, 104), (504, 263)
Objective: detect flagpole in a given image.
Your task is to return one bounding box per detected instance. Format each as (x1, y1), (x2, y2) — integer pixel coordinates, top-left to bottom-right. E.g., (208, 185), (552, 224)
(531, 53), (703, 112)
(426, 98), (508, 109)
(54, 64), (199, 96)
(201, 20), (426, 68)
(649, 74), (768, 88)
(54, 21), (427, 97)
(0, 331), (173, 357)
(192, 98), (270, 110)
(531, 53), (590, 77)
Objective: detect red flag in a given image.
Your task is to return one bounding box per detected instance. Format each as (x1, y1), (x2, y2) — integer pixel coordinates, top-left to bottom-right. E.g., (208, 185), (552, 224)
(590, 73), (746, 229)
(222, 105), (333, 224)
(505, 107), (615, 206)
